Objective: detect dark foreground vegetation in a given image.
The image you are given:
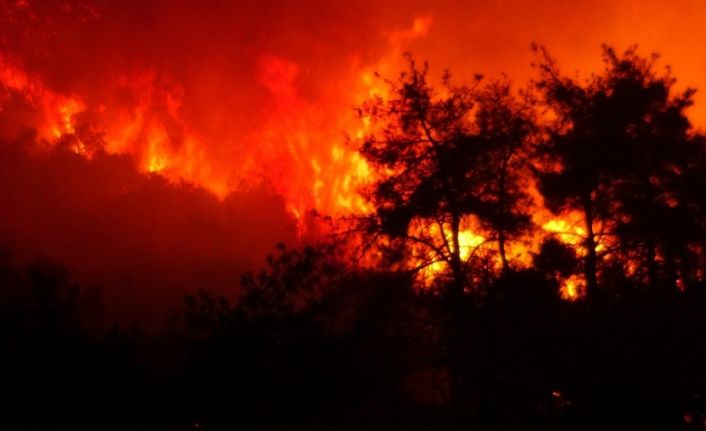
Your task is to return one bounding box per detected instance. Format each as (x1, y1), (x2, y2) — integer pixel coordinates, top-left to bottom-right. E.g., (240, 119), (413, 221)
(5, 46), (706, 429)
(5, 251), (706, 430)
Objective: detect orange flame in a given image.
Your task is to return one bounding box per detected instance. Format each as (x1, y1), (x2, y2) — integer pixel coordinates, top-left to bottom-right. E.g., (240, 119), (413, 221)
(0, 17), (618, 299)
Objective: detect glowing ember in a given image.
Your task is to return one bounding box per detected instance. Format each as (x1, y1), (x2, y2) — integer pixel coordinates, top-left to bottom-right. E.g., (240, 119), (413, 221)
(560, 275), (584, 300)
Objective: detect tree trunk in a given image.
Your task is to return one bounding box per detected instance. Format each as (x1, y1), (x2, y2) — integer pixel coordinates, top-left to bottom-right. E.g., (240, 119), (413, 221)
(446, 213), (467, 405)
(449, 213), (465, 299)
(498, 230), (509, 275)
(498, 158), (510, 275)
(645, 234), (660, 287)
(581, 193), (598, 298)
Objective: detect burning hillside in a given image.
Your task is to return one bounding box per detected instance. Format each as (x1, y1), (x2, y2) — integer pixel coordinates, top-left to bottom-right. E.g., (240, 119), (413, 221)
(6, 1), (706, 429)
(1, 0), (706, 317)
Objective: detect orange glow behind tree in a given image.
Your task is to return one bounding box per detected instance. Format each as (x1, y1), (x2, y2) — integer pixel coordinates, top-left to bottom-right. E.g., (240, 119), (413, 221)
(1, 1), (706, 310)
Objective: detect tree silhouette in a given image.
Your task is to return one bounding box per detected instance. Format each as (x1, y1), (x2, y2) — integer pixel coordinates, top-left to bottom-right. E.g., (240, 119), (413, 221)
(601, 48), (696, 289)
(680, 134), (706, 287)
(238, 242), (345, 315)
(472, 80), (535, 274)
(359, 58), (533, 297)
(357, 58), (537, 407)
(359, 58), (478, 298)
(533, 44), (697, 296)
(534, 236), (580, 279)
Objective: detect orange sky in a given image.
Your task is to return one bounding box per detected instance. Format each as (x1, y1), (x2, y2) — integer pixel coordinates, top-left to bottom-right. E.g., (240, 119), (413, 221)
(402, 0), (706, 125)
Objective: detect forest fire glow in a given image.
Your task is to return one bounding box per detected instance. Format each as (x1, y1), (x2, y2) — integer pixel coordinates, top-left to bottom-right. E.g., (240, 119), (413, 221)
(6, 2), (706, 428)
(2, 0), (706, 310)
(0, 23), (638, 299)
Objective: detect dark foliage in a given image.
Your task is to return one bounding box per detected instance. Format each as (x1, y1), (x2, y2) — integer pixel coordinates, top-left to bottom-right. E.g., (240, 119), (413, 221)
(533, 44), (699, 296)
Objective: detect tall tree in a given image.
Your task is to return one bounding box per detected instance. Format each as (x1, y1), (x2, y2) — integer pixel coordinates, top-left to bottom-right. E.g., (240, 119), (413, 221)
(358, 59), (535, 404)
(671, 133), (706, 288)
(358, 59), (532, 296)
(533, 45), (697, 296)
(599, 47), (696, 289)
(473, 80), (534, 274)
(359, 59), (479, 298)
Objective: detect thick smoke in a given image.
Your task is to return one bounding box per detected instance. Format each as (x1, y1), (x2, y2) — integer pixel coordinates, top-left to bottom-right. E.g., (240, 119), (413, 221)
(0, 134), (298, 327)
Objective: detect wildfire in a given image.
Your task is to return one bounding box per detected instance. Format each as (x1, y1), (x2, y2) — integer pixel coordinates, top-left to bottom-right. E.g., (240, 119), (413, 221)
(52, 99), (82, 139)
(0, 57), (85, 143)
(0, 13), (611, 300)
(560, 275), (584, 301)
(417, 219), (488, 283)
(541, 218), (585, 246)
(145, 126), (169, 173)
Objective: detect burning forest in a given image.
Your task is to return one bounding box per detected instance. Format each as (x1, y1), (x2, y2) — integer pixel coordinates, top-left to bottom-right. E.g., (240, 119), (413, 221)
(4, 0), (706, 429)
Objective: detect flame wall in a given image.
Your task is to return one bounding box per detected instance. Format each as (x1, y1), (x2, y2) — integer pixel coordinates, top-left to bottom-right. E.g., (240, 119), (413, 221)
(1, 0), (705, 324)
